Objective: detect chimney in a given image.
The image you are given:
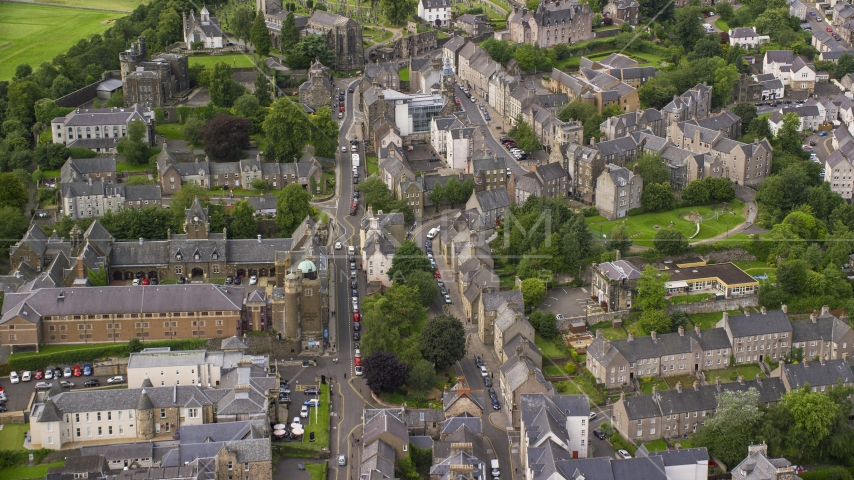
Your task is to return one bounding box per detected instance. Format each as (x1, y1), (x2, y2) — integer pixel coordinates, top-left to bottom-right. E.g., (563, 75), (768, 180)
(782, 304), (788, 313)
(590, 137), (596, 147)
(627, 332), (633, 342)
(744, 308), (750, 316)
(603, 339), (611, 352)
(257, 235), (262, 243)
(820, 356), (826, 365)
(88, 177), (92, 185)
(695, 324), (701, 335)
(755, 373), (762, 385)
(139, 238), (143, 245)
(761, 306), (766, 314)
(77, 256), (86, 280)
(652, 385), (658, 396)
(811, 311), (818, 323)
(722, 312), (728, 323)
(748, 443), (768, 457)
(693, 380), (699, 391)
(632, 163), (639, 175)
(822, 305), (830, 316)
(675, 381), (682, 393)
(716, 376), (721, 387)
(596, 329), (602, 338)
(615, 249), (621, 261)
(678, 325), (684, 336)
(737, 375), (744, 384)
(651, 331), (657, 341)
(804, 357), (809, 367)
(620, 391), (625, 402)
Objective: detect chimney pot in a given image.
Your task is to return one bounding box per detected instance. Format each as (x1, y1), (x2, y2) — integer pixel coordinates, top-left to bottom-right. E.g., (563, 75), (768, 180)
(627, 333), (633, 342)
(693, 380), (699, 391)
(811, 311), (818, 323)
(782, 304), (788, 313)
(822, 305), (830, 316)
(596, 329), (602, 338)
(675, 381), (682, 393)
(139, 238), (143, 245)
(651, 331), (657, 340)
(678, 325), (684, 336)
(695, 324), (701, 334)
(761, 306), (766, 314)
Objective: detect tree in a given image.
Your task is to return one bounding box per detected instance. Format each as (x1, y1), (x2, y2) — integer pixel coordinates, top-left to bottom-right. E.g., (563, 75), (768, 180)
(254, 72), (271, 107)
(0, 206), (28, 256)
(558, 98), (598, 123)
(682, 179), (711, 205)
(229, 200), (258, 238)
(276, 183), (312, 237)
(780, 385), (840, 459)
(638, 310), (673, 334)
(688, 37), (722, 61)
(0, 172), (29, 212)
(481, 38), (517, 65)
(747, 116), (773, 140)
(408, 359), (438, 391)
(310, 106), (339, 158)
(508, 118), (542, 152)
(232, 7), (255, 43)
(250, 12), (272, 56)
(778, 112), (802, 155)
(641, 182), (675, 212)
(638, 77), (679, 109)
(693, 389), (763, 467)
(732, 103), (757, 136)
(529, 310), (558, 339)
(5, 81), (46, 125)
(33, 142), (69, 170)
(636, 264), (670, 312)
(654, 229), (688, 255)
(233, 94), (260, 118)
(428, 183), (444, 212)
(182, 115), (205, 145)
(116, 118), (149, 164)
(404, 270), (441, 307)
(50, 75), (76, 99)
(287, 34), (335, 70)
(607, 224), (632, 255)
(264, 97), (309, 161)
(521, 278), (546, 310)
(837, 53), (854, 77)
(363, 352), (409, 393)
(639, 0), (674, 21)
(387, 240), (433, 281)
(380, 0), (416, 25)
(513, 44), (553, 72)
(713, 61), (739, 107)
(14, 63), (32, 81)
(202, 114), (250, 162)
(674, 7), (705, 50)
(209, 62), (245, 108)
(715, 1), (734, 21)
(281, 12), (301, 51)
(419, 315), (466, 370)
(632, 153), (670, 185)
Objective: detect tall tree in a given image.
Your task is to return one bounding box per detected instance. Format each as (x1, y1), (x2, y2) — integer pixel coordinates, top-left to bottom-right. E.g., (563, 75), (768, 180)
(231, 7), (256, 44)
(713, 61), (739, 108)
(264, 97), (310, 161)
(276, 183), (312, 237)
(387, 240), (432, 282)
(607, 224), (632, 255)
(0, 206), (28, 256)
(286, 34), (336, 69)
(674, 7), (705, 50)
(428, 183), (444, 212)
(654, 229), (688, 255)
(638, 310), (673, 334)
(732, 103), (757, 136)
(183, 116), (205, 145)
(250, 11), (272, 56)
(362, 352), (409, 393)
(281, 12), (301, 51)
(521, 278), (546, 310)
(254, 72), (271, 106)
(780, 385), (840, 460)
(116, 119), (149, 165)
(419, 315), (466, 370)
(408, 359), (439, 391)
(631, 153), (670, 185)
(641, 182), (676, 212)
(508, 118), (542, 152)
(309, 106), (339, 158)
(404, 270), (441, 307)
(380, 0), (416, 25)
(209, 62), (245, 108)
(694, 389), (763, 467)
(636, 264), (670, 312)
(202, 114), (251, 161)
(229, 200), (259, 238)
(777, 112), (802, 155)
(639, 0), (674, 21)
(50, 75), (76, 100)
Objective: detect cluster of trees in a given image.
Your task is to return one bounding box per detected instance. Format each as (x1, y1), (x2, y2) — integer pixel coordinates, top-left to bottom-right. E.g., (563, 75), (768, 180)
(638, 53), (743, 110)
(427, 176), (476, 212)
(557, 99), (623, 143)
(695, 384), (854, 467)
(356, 177), (415, 222)
(507, 118), (543, 153)
(481, 38), (567, 73)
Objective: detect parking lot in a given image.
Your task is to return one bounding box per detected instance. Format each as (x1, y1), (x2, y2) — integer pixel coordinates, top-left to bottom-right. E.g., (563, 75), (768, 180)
(0, 372), (119, 412)
(538, 287), (596, 318)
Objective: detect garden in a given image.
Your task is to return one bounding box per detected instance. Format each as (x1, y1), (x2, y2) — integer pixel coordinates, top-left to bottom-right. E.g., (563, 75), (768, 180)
(703, 364), (765, 385)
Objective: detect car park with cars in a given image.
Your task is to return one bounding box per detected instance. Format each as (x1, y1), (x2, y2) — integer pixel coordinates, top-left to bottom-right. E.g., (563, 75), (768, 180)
(107, 376), (125, 385)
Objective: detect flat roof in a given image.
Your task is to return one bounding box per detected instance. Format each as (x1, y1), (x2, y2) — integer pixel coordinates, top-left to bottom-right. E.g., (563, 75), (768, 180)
(664, 263), (758, 286)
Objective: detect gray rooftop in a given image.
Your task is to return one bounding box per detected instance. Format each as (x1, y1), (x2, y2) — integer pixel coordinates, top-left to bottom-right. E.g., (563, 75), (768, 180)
(782, 359), (854, 389)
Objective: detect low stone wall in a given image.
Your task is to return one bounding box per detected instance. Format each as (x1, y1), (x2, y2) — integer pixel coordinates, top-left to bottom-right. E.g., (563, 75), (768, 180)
(0, 411), (27, 424)
(705, 248), (756, 263)
(593, 28), (621, 39)
(206, 335), (303, 357)
(557, 310), (629, 331)
(666, 295), (759, 315)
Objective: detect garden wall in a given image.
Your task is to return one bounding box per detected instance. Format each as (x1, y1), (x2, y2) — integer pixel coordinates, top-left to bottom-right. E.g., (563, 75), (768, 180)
(557, 310), (629, 331)
(0, 411), (27, 424)
(206, 335), (303, 357)
(55, 71), (121, 108)
(666, 295), (759, 315)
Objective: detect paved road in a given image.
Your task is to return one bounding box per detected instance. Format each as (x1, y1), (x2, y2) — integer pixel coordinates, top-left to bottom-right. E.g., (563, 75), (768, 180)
(0, 373), (119, 412)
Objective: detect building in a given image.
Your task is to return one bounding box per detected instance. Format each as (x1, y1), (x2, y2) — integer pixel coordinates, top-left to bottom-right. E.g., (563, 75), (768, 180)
(477, 290), (524, 347)
(663, 262), (759, 299)
(558, 142), (601, 202)
(825, 150), (854, 199)
(443, 377), (485, 418)
(60, 181), (163, 220)
(299, 60), (334, 113)
(507, 2), (593, 48)
(499, 352), (555, 427)
(718, 309), (794, 364)
(418, 0), (452, 26)
(120, 37), (189, 107)
(600, 109), (665, 140)
(731, 444), (797, 480)
(455, 14), (493, 37)
(520, 393), (590, 472)
(591, 255), (642, 312)
(639, 447), (710, 480)
(361, 207), (398, 286)
(381, 89), (449, 136)
(304, 11), (365, 72)
(661, 83), (712, 126)
(548, 67), (639, 115)
(60, 157), (118, 185)
(774, 358), (854, 392)
(363, 408), (409, 460)
(789, 306), (854, 361)
(465, 188), (510, 232)
(51, 105), (154, 153)
(182, 7), (223, 49)
(768, 105), (824, 134)
(595, 164), (642, 220)
(789, 0), (808, 20)
(729, 28), (766, 49)
(603, 0), (639, 25)
(472, 155), (507, 191)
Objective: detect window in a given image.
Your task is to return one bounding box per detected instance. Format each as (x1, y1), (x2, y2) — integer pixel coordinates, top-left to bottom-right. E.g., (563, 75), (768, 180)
(228, 462), (233, 471)
(160, 409), (166, 418)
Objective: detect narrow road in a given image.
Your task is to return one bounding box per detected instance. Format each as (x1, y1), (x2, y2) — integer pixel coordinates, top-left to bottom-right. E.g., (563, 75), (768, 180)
(364, 27), (403, 62)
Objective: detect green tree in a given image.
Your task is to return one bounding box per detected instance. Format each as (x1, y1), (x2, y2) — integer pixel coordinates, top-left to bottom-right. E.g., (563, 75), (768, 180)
(229, 199), (258, 238)
(529, 310), (557, 339)
(638, 77), (679, 109)
(688, 37), (722, 61)
(233, 94), (260, 118)
(250, 11), (272, 56)
(6, 81), (47, 125)
(87, 266), (108, 286)
(636, 264), (670, 312)
(521, 277), (546, 311)
(287, 34), (336, 69)
(232, 7), (256, 43)
(264, 97), (310, 161)
(777, 112), (802, 155)
(419, 314), (466, 370)
(281, 12), (301, 51)
(183, 116), (205, 145)
(715, 1), (734, 20)
(14, 63), (32, 81)
(513, 44), (553, 72)
(209, 62), (245, 108)
(732, 103), (757, 136)
(49, 75), (76, 99)
(837, 53), (854, 77)
(558, 98), (598, 123)
(747, 116), (773, 140)
(674, 7), (705, 50)
(654, 229), (688, 255)
(0, 172), (29, 211)
(276, 183), (312, 237)
(682, 179), (711, 205)
(713, 61), (739, 107)
(639, 0), (674, 21)
(638, 309), (673, 334)
(380, 0), (416, 24)
(116, 118), (150, 165)
(607, 224), (632, 255)
(309, 106), (339, 158)
(780, 385), (840, 459)
(404, 270), (441, 307)
(387, 240), (433, 281)
(507, 118), (542, 152)
(428, 183), (444, 212)
(632, 153), (670, 185)
(251, 178), (272, 191)
(0, 206), (28, 256)
(254, 72), (271, 107)
(693, 389), (763, 467)
(641, 182), (675, 212)
(408, 359), (438, 391)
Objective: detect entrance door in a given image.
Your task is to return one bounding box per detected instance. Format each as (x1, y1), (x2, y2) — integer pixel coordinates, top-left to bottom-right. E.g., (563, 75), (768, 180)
(572, 451), (578, 459)
(695, 364), (698, 371)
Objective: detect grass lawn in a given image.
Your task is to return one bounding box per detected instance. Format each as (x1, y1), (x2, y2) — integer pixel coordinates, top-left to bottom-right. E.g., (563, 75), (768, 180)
(590, 321), (629, 340)
(0, 423), (30, 451)
(117, 162), (153, 173)
(669, 293), (716, 305)
(535, 334), (565, 360)
(5, 461), (65, 480)
(366, 156), (379, 176)
(554, 49), (668, 71)
(715, 18), (731, 31)
(188, 54), (256, 69)
(305, 461), (328, 480)
(639, 377), (668, 394)
(41, 169), (61, 180)
(156, 124), (184, 141)
(229, 188), (265, 196)
(0, 3), (121, 80)
(12, 342), (126, 359)
(663, 374), (697, 389)
(704, 364), (765, 385)
(399, 67), (410, 82)
(544, 365), (566, 377)
(643, 438), (668, 452)
(302, 383), (330, 448)
(687, 310), (741, 330)
(32, 0), (148, 11)
(363, 27), (392, 44)
(556, 380), (584, 395)
(585, 200), (745, 248)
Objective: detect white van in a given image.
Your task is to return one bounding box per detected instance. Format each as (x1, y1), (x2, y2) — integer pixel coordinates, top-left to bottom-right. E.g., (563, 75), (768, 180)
(490, 459), (500, 478)
(427, 227), (439, 239)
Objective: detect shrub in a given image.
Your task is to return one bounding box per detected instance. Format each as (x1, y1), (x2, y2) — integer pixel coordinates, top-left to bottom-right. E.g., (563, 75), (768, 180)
(600, 421), (614, 438)
(581, 205), (599, 217)
(564, 362), (577, 375)
(68, 146), (97, 158)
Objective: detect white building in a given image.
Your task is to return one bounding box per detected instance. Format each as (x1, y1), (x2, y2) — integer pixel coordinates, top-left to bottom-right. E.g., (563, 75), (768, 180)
(520, 393), (591, 476)
(384, 89), (447, 136)
(729, 28), (767, 48)
(183, 6), (223, 49)
(51, 104), (154, 153)
(768, 105), (824, 135)
(361, 206), (397, 286)
(418, 0), (452, 26)
(763, 50), (795, 82)
(825, 150), (854, 199)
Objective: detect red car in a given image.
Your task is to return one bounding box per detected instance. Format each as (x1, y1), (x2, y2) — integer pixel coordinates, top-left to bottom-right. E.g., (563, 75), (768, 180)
(353, 312), (361, 322)
(827, 27), (833, 32)
(141, 278), (150, 285)
(454, 97), (461, 105)
(34, 369), (44, 380)
(354, 357), (362, 366)
(72, 365), (82, 377)
(340, 105), (345, 113)
(435, 271), (441, 279)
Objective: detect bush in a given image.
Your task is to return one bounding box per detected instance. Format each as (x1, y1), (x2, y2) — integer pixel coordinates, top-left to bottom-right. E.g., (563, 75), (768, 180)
(0, 448), (52, 468)
(68, 146), (97, 158)
(627, 207), (646, 216)
(581, 205), (599, 217)
(600, 421), (614, 438)
(564, 362), (577, 375)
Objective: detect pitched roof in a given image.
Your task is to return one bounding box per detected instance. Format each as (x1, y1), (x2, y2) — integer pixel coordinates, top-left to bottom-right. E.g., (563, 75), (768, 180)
(500, 354), (553, 393)
(473, 188), (510, 212)
(724, 310), (793, 338)
(597, 260), (642, 281)
(665, 263), (756, 286)
(782, 359), (854, 388)
(363, 409), (409, 445)
(790, 314), (852, 344)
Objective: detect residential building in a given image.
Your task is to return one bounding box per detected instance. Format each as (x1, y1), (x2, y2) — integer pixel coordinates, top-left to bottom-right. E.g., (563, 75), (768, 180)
(558, 142), (602, 202)
(603, 0), (639, 25)
(774, 358), (854, 392)
(663, 262), (759, 298)
(299, 59), (334, 113)
(729, 28), (766, 49)
(361, 207), (398, 286)
(363, 408), (409, 460)
(465, 188), (510, 231)
(182, 7), (223, 49)
(500, 352), (555, 427)
(639, 447), (711, 480)
(661, 83), (712, 126)
(834, 2), (854, 27)
(51, 104), (154, 153)
(477, 290), (523, 347)
(731, 444), (796, 480)
(825, 150), (854, 199)
(520, 394), (590, 476)
(60, 157), (118, 185)
(548, 67), (639, 114)
(600, 109), (665, 140)
(418, 0), (452, 26)
(472, 155), (507, 191)
(506, 2), (593, 48)
(789, 0), (808, 20)
(60, 181), (124, 220)
(769, 105), (824, 134)
(458, 42), (502, 99)
(455, 14), (493, 37)
(374, 116), (403, 151)
(595, 164), (643, 220)
(762, 50), (795, 78)
(443, 377), (485, 418)
(789, 306), (854, 361)
(718, 309), (793, 364)
(789, 56), (818, 91)
(591, 255), (642, 311)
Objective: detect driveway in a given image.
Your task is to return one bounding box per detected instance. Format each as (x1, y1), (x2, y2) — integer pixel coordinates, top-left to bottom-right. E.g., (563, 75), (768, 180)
(538, 287), (595, 318)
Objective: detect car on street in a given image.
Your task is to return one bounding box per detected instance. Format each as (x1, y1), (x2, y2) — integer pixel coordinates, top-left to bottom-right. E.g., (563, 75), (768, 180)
(72, 365), (82, 377)
(354, 349), (361, 358)
(53, 368), (63, 379)
(827, 27), (833, 32)
(60, 380), (75, 388)
(617, 449), (632, 459)
(9, 371), (19, 384)
(335, 242), (343, 250)
(589, 412), (597, 420)
(84, 379), (100, 387)
(353, 312), (360, 322)
(45, 368), (54, 380)
(492, 398), (501, 410)
(475, 356), (483, 367)
(355, 365), (363, 375)
(435, 271), (441, 279)
(353, 331), (361, 341)
(304, 399), (321, 407)
(107, 376), (125, 385)
(34, 369), (44, 380)
(440, 286), (447, 295)
(488, 388), (496, 399)
(0, 404), (6, 413)
(63, 366), (72, 378)
(483, 376), (492, 387)
(810, 140), (817, 146)
(300, 405), (310, 417)
(350, 262), (356, 271)
(22, 371), (32, 382)
(353, 322), (361, 331)
(292, 417), (302, 426)
(250, 275), (258, 285)
(593, 429), (606, 440)
(820, 131), (830, 136)
(83, 364), (92, 376)
(338, 454), (347, 466)
(341, 146), (347, 152)
(338, 112), (344, 119)
(35, 381), (52, 390)
(480, 366), (489, 376)
(304, 386), (320, 395)
(354, 357), (362, 366)
(349, 87), (355, 93)
(444, 294), (452, 304)
(802, 145), (812, 150)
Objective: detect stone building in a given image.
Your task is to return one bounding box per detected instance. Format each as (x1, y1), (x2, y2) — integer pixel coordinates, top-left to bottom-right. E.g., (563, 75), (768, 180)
(182, 6), (223, 49)
(507, 1), (593, 48)
(603, 0), (639, 25)
(51, 105), (155, 153)
(371, 31), (438, 63)
(595, 164), (643, 220)
(60, 157), (118, 184)
(299, 60), (334, 112)
(120, 37), (190, 107)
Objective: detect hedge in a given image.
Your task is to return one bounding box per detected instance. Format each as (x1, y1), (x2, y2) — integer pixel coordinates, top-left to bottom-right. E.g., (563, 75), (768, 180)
(0, 449), (52, 468)
(6, 339), (208, 372)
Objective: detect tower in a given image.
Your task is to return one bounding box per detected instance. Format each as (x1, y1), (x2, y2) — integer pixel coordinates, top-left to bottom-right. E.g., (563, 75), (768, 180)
(283, 269), (301, 339)
(184, 197), (210, 240)
(135, 389), (155, 440)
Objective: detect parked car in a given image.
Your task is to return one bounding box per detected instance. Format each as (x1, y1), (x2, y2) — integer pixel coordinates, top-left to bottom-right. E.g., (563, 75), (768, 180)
(60, 380), (75, 388)
(483, 376), (492, 387)
(84, 379), (100, 387)
(593, 429), (606, 440)
(21, 371), (32, 382)
(338, 454), (347, 466)
(63, 366), (72, 378)
(304, 399), (321, 407)
(480, 366), (489, 377)
(475, 356), (483, 368)
(444, 294), (452, 304)
(589, 412), (597, 420)
(354, 357), (362, 366)
(35, 381), (52, 390)
(355, 366), (363, 376)
(300, 405), (310, 417)
(44, 368), (54, 380)
(492, 398), (501, 410)
(9, 371), (19, 384)
(353, 331), (361, 340)
(72, 365), (82, 377)
(34, 369), (44, 380)
(617, 449), (632, 459)
(83, 364), (92, 376)
(292, 417), (302, 426)
(107, 376), (125, 385)
(53, 368), (63, 379)
(304, 386), (320, 395)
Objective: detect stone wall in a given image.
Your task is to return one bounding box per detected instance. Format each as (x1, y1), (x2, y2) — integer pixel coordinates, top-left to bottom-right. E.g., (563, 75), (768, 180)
(593, 28), (621, 39)
(665, 295), (759, 315)
(206, 335), (303, 357)
(557, 310), (629, 331)
(0, 411), (27, 424)
(705, 248), (756, 263)
(55, 71), (121, 108)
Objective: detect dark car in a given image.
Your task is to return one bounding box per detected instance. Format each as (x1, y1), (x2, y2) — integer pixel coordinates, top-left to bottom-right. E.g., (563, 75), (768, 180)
(278, 394), (290, 403)
(353, 331), (361, 341)
(488, 388), (497, 399)
(0, 404), (6, 413)
(304, 386), (320, 395)
(593, 429), (606, 440)
(350, 208), (357, 216)
(475, 356), (483, 367)
(84, 379), (100, 388)
(234, 277), (242, 285)
(226, 276), (234, 284)
(483, 376), (492, 387)
(440, 286), (448, 295)
(350, 279), (358, 289)
(53, 368), (63, 379)
(492, 399), (501, 410)
(351, 289), (358, 296)
(353, 322), (361, 331)
(348, 87), (354, 93)
(810, 140), (817, 146)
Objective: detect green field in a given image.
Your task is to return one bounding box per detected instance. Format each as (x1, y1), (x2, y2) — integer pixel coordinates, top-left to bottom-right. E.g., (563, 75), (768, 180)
(5, 461), (65, 480)
(188, 54), (256, 69)
(704, 364), (765, 385)
(0, 3), (121, 80)
(0, 423), (29, 451)
(535, 334), (565, 360)
(30, 0), (148, 12)
(586, 200), (746, 248)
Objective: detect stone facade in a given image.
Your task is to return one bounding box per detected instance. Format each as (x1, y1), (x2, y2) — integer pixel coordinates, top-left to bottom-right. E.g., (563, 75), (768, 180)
(305, 11), (366, 72)
(299, 60), (334, 112)
(120, 37), (189, 107)
(507, 2), (593, 48)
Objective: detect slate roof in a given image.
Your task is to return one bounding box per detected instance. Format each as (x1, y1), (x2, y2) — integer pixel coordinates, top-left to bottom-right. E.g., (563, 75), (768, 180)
(472, 155), (506, 174)
(363, 409), (408, 445)
(790, 314), (852, 344)
(731, 448), (793, 480)
(645, 447), (709, 466)
(52, 104), (151, 127)
(440, 413), (481, 434)
(185, 8), (223, 39)
(521, 393), (589, 449)
(696, 111), (741, 132)
(535, 162), (568, 182)
(724, 310), (793, 338)
(782, 359), (854, 388)
(473, 188), (510, 212)
(482, 289), (523, 312)
(764, 50), (794, 65)
(731, 27), (759, 38)
(500, 355), (553, 393)
(597, 260), (642, 281)
(124, 184), (162, 201)
(63, 156), (118, 175)
(420, 0), (452, 8)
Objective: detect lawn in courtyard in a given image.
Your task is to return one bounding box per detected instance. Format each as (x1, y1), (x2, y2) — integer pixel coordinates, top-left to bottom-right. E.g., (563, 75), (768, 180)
(639, 377), (669, 394)
(0, 423), (29, 451)
(5, 462), (65, 480)
(305, 461), (328, 480)
(687, 310), (742, 330)
(187, 54), (256, 69)
(535, 334), (565, 360)
(704, 364), (765, 385)
(643, 438), (668, 452)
